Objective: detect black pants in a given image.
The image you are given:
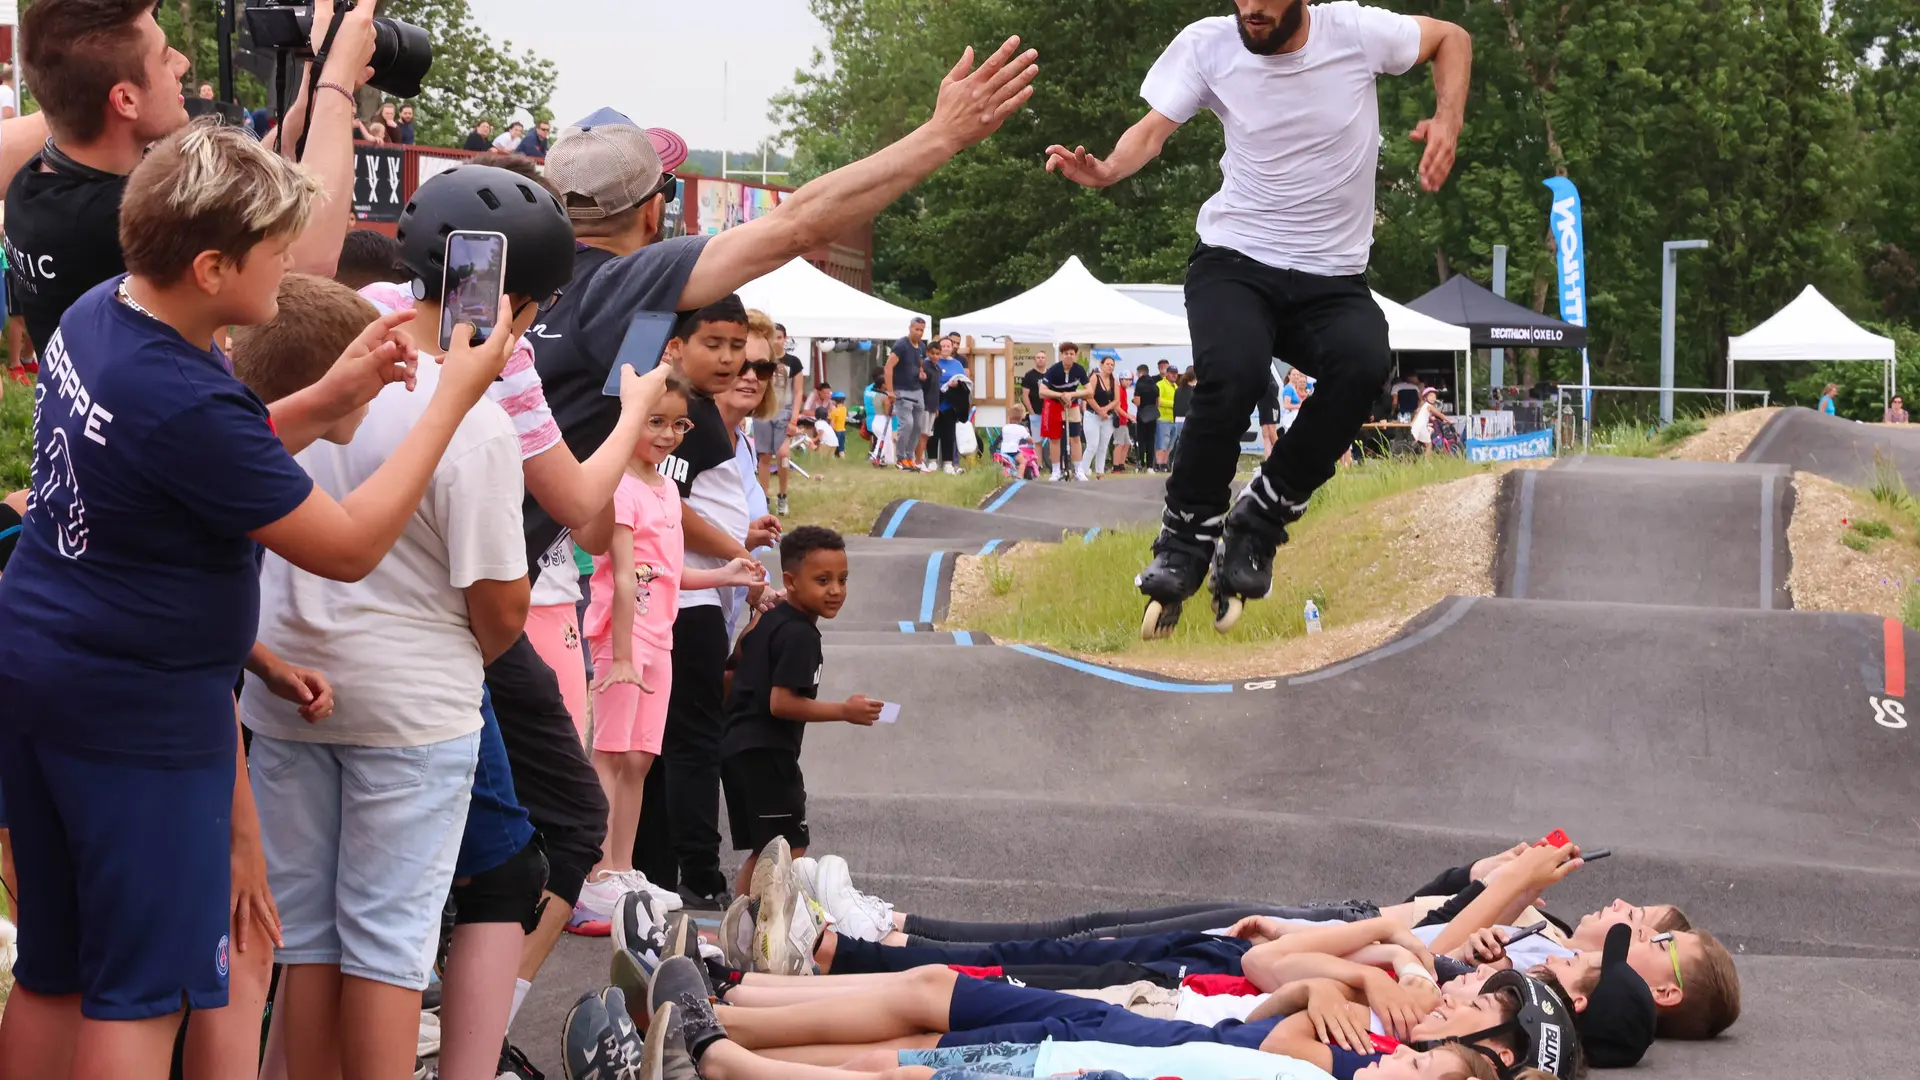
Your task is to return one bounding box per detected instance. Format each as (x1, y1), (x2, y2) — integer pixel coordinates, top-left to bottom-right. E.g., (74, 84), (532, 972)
(486, 634), (607, 907)
(929, 409), (961, 465)
(633, 604), (730, 897)
(902, 899), (1377, 944)
(1168, 243), (1390, 524)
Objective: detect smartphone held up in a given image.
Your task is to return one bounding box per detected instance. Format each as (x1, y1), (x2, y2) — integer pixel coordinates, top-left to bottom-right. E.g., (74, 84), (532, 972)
(439, 230), (509, 352)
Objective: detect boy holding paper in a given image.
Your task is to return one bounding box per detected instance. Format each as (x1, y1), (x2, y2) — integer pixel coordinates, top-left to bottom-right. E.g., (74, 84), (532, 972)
(721, 526), (884, 898)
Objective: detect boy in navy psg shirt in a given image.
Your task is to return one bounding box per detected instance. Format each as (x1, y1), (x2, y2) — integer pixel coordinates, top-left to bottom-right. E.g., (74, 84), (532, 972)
(0, 124), (520, 1075)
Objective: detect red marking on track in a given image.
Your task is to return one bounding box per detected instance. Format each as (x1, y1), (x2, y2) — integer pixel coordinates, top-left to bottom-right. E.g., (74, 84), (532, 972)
(1885, 618), (1906, 698)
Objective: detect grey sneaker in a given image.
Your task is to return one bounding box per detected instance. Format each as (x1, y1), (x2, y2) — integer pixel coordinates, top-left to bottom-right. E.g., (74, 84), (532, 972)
(669, 994), (728, 1061)
(775, 494), (790, 516)
(561, 991), (617, 1080)
(613, 890), (663, 965)
(652, 1004), (701, 1080)
(610, 947), (652, 1025)
(646, 955), (713, 1017)
(599, 986), (647, 1074)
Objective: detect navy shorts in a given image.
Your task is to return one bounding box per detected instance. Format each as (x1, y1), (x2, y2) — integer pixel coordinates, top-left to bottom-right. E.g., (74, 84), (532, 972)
(830, 929), (1251, 978)
(939, 975), (1278, 1050)
(0, 732), (233, 1019)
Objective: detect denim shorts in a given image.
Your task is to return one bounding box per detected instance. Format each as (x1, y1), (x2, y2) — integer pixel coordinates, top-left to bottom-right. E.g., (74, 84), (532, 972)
(1155, 421), (1177, 451)
(251, 730), (480, 989)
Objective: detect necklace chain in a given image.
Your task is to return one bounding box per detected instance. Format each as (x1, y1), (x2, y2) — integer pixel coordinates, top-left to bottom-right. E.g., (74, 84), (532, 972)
(116, 279), (157, 321)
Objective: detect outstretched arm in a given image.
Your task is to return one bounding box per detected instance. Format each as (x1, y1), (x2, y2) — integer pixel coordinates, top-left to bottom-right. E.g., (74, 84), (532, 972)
(1044, 109), (1182, 189)
(1408, 17), (1472, 192)
(679, 38), (1038, 309)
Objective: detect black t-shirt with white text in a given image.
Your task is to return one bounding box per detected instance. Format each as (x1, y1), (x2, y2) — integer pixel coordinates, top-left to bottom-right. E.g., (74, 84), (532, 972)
(523, 236), (709, 570)
(665, 391), (748, 609)
(5, 154), (130, 352)
(721, 601), (823, 757)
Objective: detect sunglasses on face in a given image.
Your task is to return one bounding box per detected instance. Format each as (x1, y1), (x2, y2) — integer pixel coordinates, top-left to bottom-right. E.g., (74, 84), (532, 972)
(742, 360), (779, 378)
(648, 416), (694, 435)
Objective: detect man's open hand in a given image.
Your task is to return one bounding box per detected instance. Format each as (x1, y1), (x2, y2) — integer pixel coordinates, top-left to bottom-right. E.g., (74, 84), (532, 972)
(926, 38), (1040, 153)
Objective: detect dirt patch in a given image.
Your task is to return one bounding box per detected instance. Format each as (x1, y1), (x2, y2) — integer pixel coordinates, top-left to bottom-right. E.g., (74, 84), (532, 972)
(1669, 407), (1780, 462)
(1786, 472), (1920, 618)
(952, 467), (1517, 679)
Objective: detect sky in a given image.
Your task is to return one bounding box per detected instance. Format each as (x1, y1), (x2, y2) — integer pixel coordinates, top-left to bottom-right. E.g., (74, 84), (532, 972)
(466, 0), (828, 152)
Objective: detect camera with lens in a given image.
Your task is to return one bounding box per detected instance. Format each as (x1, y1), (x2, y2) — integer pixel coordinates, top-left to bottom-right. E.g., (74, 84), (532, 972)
(243, 0), (433, 98)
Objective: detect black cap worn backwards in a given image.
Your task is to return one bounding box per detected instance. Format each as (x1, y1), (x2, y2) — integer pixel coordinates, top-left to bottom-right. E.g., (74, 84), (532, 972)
(1577, 923), (1660, 1067)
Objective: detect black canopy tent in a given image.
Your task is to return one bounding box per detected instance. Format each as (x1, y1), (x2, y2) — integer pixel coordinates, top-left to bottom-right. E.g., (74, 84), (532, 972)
(1406, 275), (1587, 351)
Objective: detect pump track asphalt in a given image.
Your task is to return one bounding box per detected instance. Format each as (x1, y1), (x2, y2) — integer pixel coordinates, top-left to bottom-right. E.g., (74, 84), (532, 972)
(515, 410), (1920, 1080)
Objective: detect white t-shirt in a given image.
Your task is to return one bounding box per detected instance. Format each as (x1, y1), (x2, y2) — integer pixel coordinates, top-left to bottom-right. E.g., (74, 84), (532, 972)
(244, 361), (526, 746)
(494, 131), (520, 151)
(1141, 3), (1422, 276)
(530, 536), (584, 607)
(1176, 988), (1268, 1025)
(0, 85), (16, 116)
(1035, 1039), (1335, 1080)
(1000, 422), (1032, 455)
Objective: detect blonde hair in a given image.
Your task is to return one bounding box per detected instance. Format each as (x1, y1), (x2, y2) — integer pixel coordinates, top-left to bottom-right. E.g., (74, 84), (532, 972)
(743, 308), (781, 420)
(120, 120), (321, 286)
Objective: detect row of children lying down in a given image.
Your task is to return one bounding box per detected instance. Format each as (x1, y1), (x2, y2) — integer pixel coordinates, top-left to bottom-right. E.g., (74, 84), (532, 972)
(544, 837), (1740, 1080)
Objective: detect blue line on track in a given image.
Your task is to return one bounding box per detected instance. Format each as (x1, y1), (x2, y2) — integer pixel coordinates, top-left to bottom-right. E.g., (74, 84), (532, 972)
(978, 539), (1003, 556)
(1083, 527), (1102, 544)
(953, 631), (974, 646)
(919, 552), (945, 624)
(1007, 645), (1235, 694)
(982, 482), (1026, 514)
(898, 621), (916, 633)
(879, 500), (918, 538)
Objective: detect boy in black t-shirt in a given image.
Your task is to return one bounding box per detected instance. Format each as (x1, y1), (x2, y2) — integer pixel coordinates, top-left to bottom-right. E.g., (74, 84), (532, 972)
(721, 526), (883, 899)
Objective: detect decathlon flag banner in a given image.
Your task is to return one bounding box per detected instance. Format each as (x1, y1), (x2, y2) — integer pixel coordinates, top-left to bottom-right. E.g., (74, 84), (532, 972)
(1466, 428), (1555, 463)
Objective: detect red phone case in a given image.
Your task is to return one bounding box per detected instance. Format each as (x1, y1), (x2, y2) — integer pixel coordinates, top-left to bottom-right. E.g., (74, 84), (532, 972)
(1538, 828), (1571, 848)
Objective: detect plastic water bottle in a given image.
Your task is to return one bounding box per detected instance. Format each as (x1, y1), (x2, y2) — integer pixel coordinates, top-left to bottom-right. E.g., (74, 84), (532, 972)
(1304, 599), (1323, 635)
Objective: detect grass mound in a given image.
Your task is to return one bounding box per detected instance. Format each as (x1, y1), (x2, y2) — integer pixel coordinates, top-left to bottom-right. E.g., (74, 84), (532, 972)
(783, 449), (1007, 535)
(954, 455), (1493, 671)
(1, 377), (31, 490)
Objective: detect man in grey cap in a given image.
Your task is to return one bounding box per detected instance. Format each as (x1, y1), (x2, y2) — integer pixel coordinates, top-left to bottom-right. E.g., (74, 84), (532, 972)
(512, 38), (1039, 921)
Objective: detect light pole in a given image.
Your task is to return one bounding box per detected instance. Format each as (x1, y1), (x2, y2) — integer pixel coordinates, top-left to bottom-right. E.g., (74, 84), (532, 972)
(1660, 239), (1710, 424)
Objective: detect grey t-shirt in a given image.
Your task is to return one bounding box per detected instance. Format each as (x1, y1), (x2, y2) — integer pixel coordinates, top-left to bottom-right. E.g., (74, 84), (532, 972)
(524, 236), (710, 568)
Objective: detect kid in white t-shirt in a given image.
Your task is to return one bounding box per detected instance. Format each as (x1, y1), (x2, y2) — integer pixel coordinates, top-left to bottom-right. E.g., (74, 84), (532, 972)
(998, 406), (1040, 479)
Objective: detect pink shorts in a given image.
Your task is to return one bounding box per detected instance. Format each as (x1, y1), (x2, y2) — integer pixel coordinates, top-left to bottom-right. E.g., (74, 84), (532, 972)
(526, 604), (590, 744)
(588, 638), (672, 755)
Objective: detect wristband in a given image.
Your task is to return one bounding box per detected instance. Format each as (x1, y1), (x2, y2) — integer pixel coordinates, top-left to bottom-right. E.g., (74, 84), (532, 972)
(1393, 958), (1436, 985)
(317, 81), (356, 106)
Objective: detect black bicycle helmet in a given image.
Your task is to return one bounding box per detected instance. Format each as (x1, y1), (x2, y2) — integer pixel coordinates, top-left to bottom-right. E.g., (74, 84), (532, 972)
(1412, 970), (1582, 1080)
(395, 164), (576, 305)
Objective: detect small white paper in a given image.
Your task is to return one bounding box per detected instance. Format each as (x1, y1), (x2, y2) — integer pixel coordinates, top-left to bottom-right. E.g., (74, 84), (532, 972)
(878, 702), (902, 724)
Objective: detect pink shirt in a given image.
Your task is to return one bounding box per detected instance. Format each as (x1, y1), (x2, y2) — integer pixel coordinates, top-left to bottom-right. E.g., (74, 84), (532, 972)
(583, 472), (683, 652)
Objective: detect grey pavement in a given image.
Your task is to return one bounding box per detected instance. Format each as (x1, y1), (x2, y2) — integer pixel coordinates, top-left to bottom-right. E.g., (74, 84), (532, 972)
(513, 450), (1918, 1080)
(1740, 405), (1920, 486)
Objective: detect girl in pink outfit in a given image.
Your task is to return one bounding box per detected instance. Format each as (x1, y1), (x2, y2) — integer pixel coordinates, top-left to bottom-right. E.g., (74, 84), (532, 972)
(576, 373), (763, 922)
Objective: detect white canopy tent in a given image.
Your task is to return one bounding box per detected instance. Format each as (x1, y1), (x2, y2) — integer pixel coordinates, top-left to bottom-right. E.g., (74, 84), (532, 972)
(944, 257), (1191, 345)
(734, 257), (928, 339)
(1728, 285), (1898, 407)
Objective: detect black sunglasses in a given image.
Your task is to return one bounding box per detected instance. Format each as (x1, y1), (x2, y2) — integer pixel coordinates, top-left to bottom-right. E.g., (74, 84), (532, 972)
(646, 171), (677, 202)
(742, 360), (779, 378)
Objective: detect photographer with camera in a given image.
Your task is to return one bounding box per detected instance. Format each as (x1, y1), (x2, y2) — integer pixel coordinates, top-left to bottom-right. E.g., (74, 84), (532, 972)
(5, 0), (398, 357)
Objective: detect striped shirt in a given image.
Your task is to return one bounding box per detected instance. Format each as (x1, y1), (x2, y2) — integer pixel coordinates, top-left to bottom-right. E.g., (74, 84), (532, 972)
(359, 282), (563, 461)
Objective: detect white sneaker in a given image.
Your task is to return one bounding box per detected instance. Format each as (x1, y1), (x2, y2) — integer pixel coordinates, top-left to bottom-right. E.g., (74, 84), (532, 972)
(1075, 469), (1091, 482)
(568, 871), (626, 935)
(919, 462), (938, 473)
(793, 856), (822, 907)
(720, 894), (756, 970)
(814, 855), (896, 942)
(1049, 468), (1062, 482)
(418, 1010), (442, 1058)
(943, 463), (959, 475)
(613, 869), (685, 914)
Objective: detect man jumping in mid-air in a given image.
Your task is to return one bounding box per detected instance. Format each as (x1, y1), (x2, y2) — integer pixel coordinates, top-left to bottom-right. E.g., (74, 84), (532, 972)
(1045, 0), (1471, 637)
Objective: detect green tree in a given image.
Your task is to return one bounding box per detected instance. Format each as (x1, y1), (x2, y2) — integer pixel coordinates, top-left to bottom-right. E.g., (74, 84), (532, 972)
(380, 0), (556, 147)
